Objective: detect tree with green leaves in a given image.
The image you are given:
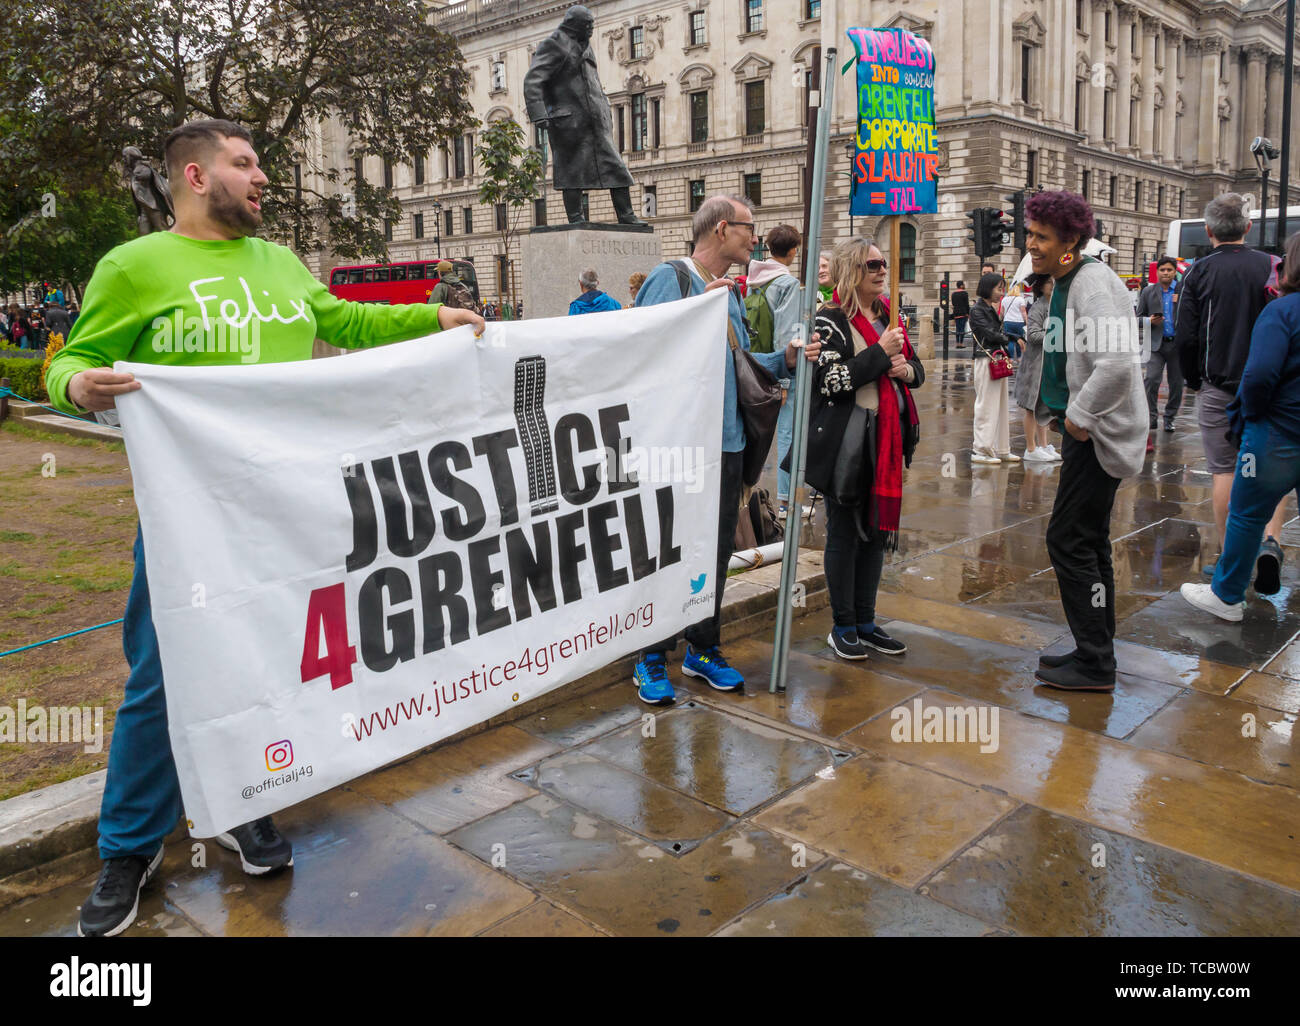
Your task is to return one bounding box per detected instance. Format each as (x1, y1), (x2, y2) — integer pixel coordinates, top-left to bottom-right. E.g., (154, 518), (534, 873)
(476, 118), (545, 304)
(1, 0), (477, 265)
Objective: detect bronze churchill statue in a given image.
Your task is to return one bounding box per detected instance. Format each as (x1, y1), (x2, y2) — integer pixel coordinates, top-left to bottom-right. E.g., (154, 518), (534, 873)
(524, 5), (647, 226)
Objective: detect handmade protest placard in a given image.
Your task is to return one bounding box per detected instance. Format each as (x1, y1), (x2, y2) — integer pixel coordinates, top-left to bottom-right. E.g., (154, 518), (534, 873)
(846, 26), (939, 217)
(115, 290), (726, 836)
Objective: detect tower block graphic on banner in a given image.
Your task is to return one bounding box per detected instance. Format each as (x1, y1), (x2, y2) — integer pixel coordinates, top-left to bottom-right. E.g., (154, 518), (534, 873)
(513, 356), (559, 516)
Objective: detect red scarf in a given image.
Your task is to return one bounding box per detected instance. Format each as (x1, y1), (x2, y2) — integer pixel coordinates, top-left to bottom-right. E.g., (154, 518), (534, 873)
(834, 293), (918, 542)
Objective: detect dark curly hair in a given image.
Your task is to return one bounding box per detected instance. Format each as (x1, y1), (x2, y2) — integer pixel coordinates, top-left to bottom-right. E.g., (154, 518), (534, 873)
(1025, 190), (1094, 250)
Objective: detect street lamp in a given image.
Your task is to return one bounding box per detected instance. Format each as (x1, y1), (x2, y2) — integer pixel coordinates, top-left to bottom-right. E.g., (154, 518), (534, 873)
(1252, 136), (1281, 253)
(431, 200), (442, 258)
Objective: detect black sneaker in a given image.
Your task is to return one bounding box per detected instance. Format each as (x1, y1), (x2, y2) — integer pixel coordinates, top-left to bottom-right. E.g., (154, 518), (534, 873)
(216, 816), (294, 875)
(859, 624), (907, 654)
(1034, 662), (1115, 693)
(827, 628), (869, 661)
(1037, 649), (1078, 670)
(1164, 420), (1176, 433)
(1254, 536), (1284, 596)
(77, 848), (164, 937)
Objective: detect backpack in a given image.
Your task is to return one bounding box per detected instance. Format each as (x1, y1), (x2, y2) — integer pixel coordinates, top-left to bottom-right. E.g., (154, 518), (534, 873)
(439, 277), (481, 316)
(733, 486), (784, 551)
(743, 281), (777, 353)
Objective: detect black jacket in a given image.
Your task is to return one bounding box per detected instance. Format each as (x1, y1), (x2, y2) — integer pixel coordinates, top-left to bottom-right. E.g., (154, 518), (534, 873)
(1174, 243), (1274, 392)
(968, 299), (1011, 358)
(793, 305), (923, 498)
(951, 290), (970, 317)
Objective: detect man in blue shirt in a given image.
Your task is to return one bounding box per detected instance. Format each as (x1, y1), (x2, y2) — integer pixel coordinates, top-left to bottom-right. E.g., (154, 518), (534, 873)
(630, 193), (820, 703)
(1136, 256), (1183, 434)
(567, 267), (623, 315)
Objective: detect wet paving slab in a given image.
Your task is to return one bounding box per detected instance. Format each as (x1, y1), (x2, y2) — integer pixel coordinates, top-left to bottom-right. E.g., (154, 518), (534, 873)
(875, 593), (1065, 651)
(848, 689), (1300, 893)
(924, 804), (1300, 936)
(448, 795), (818, 936)
(349, 725), (559, 835)
(478, 899), (607, 937)
(879, 552), (1040, 605)
(753, 752), (1017, 887)
(578, 701), (836, 816)
(512, 682), (646, 749)
(1231, 672), (1300, 715)
(1118, 590), (1300, 670)
(970, 572), (1160, 628)
(718, 860), (996, 937)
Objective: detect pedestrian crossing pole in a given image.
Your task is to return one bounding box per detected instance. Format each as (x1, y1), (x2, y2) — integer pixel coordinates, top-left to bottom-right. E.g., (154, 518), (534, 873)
(770, 47), (837, 693)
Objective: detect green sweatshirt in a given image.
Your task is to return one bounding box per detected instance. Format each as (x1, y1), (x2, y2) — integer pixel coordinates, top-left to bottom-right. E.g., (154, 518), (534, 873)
(47, 231), (446, 414)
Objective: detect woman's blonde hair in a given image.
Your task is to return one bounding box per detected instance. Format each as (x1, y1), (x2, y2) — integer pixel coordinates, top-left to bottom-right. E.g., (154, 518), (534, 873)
(831, 237), (888, 322)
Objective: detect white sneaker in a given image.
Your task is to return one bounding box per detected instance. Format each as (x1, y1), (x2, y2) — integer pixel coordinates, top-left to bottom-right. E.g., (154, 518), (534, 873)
(998, 451), (1022, 463)
(970, 449), (1001, 464)
(1044, 444), (1063, 461)
(1179, 582), (1244, 623)
(1023, 447), (1051, 462)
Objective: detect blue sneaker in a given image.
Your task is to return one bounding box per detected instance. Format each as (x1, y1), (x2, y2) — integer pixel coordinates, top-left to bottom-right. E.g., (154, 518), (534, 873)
(681, 646), (745, 692)
(633, 654), (675, 705)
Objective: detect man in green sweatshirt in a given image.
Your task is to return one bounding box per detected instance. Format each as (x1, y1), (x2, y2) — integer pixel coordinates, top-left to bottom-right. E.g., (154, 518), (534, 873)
(52, 119), (484, 937)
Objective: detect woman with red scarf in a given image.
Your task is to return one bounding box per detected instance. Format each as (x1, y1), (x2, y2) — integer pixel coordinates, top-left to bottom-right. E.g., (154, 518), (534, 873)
(803, 237), (923, 659)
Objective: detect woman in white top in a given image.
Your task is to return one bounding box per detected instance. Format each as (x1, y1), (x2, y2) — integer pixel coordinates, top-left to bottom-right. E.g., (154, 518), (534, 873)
(1000, 283), (1029, 359)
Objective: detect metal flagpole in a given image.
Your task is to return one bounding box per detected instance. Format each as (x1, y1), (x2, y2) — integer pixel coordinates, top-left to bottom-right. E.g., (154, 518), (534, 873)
(771, 46), (838, 694)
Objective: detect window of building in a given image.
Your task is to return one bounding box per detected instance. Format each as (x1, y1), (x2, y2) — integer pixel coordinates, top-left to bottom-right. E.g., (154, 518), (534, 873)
(444, 207), (454, 238)
(1155, 32), (1162, 66)
(617, 104), (625, 152)
(1129, 98), (1138, 147)
(1133, 179), (1142, 212)
(497, 255), (510, 295)
(691, 91), (709, 142)
(1104, 9), (1111, 43)
(1157, 185), (1164, 215)
(453, 136), (466, 179)
(1021, 45), (1031, 104)
(690, 178), (706, 212)
(745, 80), (765, 135)
(1076, 1), (1084, 31)
(384, 160), (393, 189)
(495, 203), (507, 232)
(802, 67), (813, 126)
(1133, 238), (1142, 271)
(384, 218), (393, 242)
(1026, 149), (1037, 187)
(1074, 79), (1085, 131)
(900, 223), (917, 283)
(491, 60), (505, 92)
(744, 172), (762, 207)
(1131, 21), (1137, 54)
(1103, 89), (1113, 141)
(1219, 50), (1226, 81)
(1153, 111), (1161, 152)
(806, 0), (820, 18)
(652, 97), (662, 149)
(746, 0), (763, 34)
(463, 206), (472, 234)
(534, 197), (547, 226)
(1081, 168), (1091, 199)
(414, 155), (425, 186)
(1109, 174), (1117, 206)
(630, 94), (648, 152)
(630, 26), (644, 59)
(354, 155), (364, 185)
(643, 184), (657, 218)
(414, 212), (424, 239)
(1179, 189), (1185, 218)
(690, 10), (706, 46)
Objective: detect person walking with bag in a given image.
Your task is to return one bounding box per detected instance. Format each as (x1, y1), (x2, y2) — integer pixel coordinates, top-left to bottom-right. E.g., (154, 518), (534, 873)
(1014, 274), (1060, 462)
(969, 272), (1019, 464)
(801, 237), (924, 660)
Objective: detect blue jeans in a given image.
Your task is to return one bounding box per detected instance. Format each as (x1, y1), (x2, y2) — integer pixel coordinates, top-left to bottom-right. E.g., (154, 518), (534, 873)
(776, 385), (794, 501)
(1212, 420), (1300, 604)
(98, 527), (184, 859)
(1003, 321), (1024, 359)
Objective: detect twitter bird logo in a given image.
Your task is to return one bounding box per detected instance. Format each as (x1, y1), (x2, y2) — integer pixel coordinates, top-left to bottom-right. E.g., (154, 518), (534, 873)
(690, 573), (707, 594)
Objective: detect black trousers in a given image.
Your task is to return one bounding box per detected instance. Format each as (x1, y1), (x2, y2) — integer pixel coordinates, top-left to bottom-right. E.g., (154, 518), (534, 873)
(644, 450), (744, 656)
(823, 495), (886, 629)
(1045, 432), (1121, 674)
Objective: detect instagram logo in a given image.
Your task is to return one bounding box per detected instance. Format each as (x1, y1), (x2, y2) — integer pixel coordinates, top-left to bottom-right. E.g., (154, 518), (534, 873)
(265, 739), (293, 772)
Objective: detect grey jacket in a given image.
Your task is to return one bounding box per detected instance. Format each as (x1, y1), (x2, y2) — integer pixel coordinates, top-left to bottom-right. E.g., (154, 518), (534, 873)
(1135, 281), (1174, 354)
(1014, 294), (1048, 414)
(1033, 261), (1148, 479)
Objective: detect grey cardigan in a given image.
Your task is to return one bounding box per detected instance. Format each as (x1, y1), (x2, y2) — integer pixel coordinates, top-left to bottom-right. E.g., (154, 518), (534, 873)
(1014, 294), (1049, 413)
(1031, 261), (1148, 479)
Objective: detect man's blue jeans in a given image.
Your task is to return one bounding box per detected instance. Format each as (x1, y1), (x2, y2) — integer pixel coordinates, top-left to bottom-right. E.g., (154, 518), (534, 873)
(1212, 420), (1300, 604)
(98, 527), (183, 859)
(776, 384), (794, 502)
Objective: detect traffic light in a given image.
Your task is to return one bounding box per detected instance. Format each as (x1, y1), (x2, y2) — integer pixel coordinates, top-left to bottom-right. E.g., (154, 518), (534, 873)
(1004, 190), (1026, 252)
(981, 208), (1006, 258)
(966, 209), (982, 255)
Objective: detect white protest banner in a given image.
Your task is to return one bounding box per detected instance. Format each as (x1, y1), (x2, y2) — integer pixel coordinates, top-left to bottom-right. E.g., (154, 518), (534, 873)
(115, 289), (727, 837)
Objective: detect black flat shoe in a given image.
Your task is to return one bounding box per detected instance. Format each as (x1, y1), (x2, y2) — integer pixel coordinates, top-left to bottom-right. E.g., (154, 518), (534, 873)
(1037, 649), (1078, 670)
(1035, 662), (1115, 693)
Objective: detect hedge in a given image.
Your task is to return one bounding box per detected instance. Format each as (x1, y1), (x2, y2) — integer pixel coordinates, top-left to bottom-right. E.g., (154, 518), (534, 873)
(0, 357), (47, 402)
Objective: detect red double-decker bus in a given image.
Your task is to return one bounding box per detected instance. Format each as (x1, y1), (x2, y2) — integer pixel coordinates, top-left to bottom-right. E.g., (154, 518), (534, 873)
(327, 259), (480, 305)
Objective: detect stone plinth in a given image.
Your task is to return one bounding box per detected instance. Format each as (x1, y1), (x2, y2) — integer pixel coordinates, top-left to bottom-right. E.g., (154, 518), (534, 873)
(520, 224), (661, 319)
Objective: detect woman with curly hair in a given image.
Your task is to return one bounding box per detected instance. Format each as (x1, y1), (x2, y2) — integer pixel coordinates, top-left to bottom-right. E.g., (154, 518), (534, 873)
(796, 237), (924, 660)
(1025, 190), (1147, 692)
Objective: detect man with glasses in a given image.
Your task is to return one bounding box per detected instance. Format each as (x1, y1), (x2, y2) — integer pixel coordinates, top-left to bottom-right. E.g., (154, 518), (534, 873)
(627, 194), (820, 704)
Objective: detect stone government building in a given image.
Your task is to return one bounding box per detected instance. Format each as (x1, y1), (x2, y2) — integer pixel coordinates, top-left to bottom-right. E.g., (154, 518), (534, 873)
(301, 0), (1300, 310)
